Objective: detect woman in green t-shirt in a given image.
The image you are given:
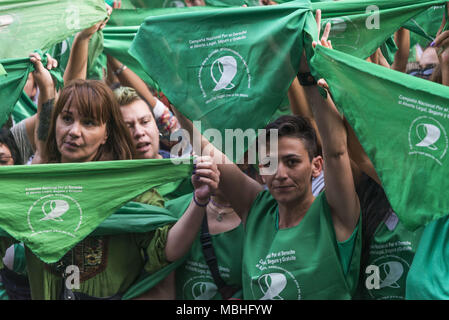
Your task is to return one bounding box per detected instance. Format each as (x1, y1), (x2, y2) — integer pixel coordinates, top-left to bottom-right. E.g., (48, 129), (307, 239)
(176, 15), (362, 299)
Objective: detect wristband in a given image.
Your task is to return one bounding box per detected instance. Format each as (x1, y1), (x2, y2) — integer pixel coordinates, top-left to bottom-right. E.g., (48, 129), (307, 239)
(297, 72), (317, 86)
(193, 195), (210, 207)
(114, 64), (127, 76)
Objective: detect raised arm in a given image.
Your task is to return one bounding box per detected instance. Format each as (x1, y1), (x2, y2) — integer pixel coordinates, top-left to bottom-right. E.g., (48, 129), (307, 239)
(28, 52), (58, 164)
(171, 107), (263, 224)
(288, 75), (322, 151)
(164, 156), (220, 262)
(307, 15), (360, 241)
(63, 4), (112, 82)
(391, 28), (410, 72)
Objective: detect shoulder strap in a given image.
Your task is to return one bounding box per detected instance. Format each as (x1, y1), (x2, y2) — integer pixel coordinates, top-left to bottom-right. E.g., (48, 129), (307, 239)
(199, 215), (239, 300)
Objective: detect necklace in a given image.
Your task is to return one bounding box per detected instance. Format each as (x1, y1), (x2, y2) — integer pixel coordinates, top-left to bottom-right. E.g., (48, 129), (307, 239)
(207, 199), (235, 222)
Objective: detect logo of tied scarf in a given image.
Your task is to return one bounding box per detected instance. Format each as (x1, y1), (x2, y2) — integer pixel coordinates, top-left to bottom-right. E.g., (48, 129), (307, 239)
(251, 267), (301, 300)
(408, 116), (448, 165)
(199, 48), (251, 102)
(27, 194), (83, 238)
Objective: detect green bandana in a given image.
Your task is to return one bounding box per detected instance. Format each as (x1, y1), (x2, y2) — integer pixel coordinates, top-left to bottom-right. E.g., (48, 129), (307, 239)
(0, 0), (107, 59)
(12, 91), (38, 124)
(403, 4), (445, 41)
(313, 0), (446, 60)
(311, 45), (449, 231)
(0, 57), (33, 127)
(0, 53), (63, 127)
(0, 158), (192, 263)
(130, 2), (317, 161)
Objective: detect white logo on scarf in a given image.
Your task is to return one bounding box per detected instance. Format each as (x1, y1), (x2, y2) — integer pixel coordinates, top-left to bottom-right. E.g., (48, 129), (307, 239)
(27, 194), (82, 237)
(409, 116), (448, 165)
(40, 199), (70, 221)
(199, 48), (251, 103)
(211, 56), (237, 91)
(0, 15), (14, 33)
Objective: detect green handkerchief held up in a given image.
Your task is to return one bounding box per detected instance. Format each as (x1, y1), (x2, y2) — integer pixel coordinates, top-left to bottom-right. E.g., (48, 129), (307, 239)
(0, 0), (107, 59)
(314, 0), (447, 60)
(0, 159), (192, 263)
(130, 2), (317, 162)
(310, 45), (449, 231)
(0, 57), (33, 127)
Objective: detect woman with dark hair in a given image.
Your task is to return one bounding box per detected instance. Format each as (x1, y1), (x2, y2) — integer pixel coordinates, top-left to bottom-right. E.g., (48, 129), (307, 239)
(39, 79), (135, 164)
(0, 128), (30, 300)
(2, 52), (220, 300)
(0, 129), (22, 166)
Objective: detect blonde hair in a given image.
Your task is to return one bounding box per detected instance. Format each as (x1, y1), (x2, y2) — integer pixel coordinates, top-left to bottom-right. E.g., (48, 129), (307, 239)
(113, 86), (141, 107)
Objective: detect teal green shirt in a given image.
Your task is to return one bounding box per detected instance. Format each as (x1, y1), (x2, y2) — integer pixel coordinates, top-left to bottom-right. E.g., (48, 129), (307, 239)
(243, 190), (361, 300)
(406, 215), (449, 299)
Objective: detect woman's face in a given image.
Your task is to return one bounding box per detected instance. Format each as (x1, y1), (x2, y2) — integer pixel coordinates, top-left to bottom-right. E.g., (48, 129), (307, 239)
(0, 143), (14, 165)
(56, 106), (108, 163)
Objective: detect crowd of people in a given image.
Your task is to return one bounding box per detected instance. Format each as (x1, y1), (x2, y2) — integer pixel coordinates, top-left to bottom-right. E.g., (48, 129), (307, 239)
(0, 0), (448, 300)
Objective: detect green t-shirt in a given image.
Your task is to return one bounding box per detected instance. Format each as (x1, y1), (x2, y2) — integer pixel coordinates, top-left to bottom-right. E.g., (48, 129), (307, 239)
(166, 194), (244, 300)
(355, 211), (423, 300)
(242, 190), (361, 300)
(406, 215), (449, 300)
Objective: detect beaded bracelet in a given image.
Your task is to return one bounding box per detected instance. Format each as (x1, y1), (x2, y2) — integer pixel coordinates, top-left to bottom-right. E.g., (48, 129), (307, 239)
(193, 195), (210, 207)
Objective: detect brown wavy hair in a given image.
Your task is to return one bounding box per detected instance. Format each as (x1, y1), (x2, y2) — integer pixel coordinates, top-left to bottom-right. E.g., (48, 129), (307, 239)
(44, 79), (136, 163)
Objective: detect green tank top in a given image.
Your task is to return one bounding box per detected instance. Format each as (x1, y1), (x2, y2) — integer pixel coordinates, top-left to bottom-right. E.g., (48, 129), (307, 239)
(406, 215), (449, 299)
(356, 211), (423, 300)
(243, 190), (361, 300)
(166, 194), (244, 300)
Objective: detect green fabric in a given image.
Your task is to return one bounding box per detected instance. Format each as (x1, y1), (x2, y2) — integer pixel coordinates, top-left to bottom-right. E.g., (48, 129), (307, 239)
(49, 32), (106, 81)
(103, 26), (160, 91)
(0, 0), (107, 59)
(25, 224), (171, 299)
(0, 64), (5, 76)
(314, 0), (446, 59)
(166, 193), (244, 300)
(104, 6), (224, 92)
(12, 243), (28, 275)
(405, 215), (449, 300)
(12, 91), (37, 124)
(0, 52), (63, 127)
(156, 177), (194, 200)
(205, 0), (243, 6)
(0, 57), (32, 127)
(337, 223), (360, 276)
(243, 191), (362, 299)
(0, 158), (192, 263)
(0, 284), (8, 300)
(355, 212), (423, 300)
(130, 2), (317, 162)
(380, 35), (398, 66)
(311, 46), (449, 231)
(403, 4), (445, 41)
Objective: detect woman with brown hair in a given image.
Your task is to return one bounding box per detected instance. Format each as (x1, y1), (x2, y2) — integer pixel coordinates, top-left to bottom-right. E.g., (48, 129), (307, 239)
(10, 53), (220, 300)
(40, 79), (135, 164)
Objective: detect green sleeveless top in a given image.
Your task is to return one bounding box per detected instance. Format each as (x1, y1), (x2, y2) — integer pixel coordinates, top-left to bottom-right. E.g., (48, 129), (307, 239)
(166, 194), (244, 300)
(406, 215), (449, 300)
(243, 190), (361, 300)
(355, 211), (423, 300)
